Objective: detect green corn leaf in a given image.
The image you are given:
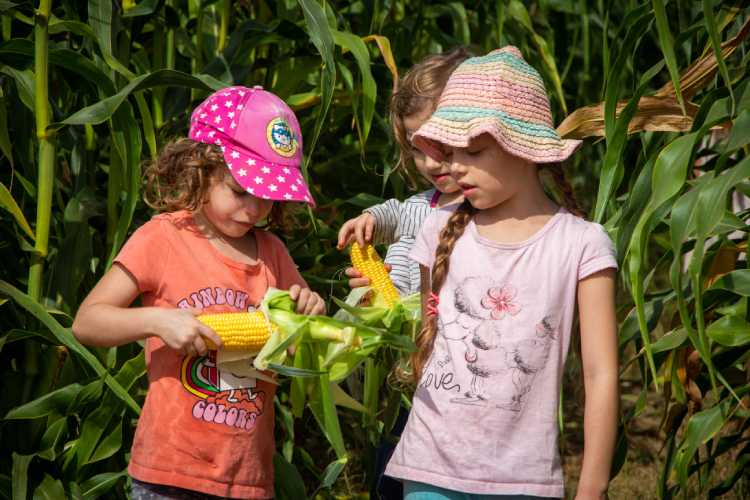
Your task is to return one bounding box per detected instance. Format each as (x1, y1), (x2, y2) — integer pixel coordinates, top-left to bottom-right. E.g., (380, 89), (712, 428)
(52, 70), (223, 128)
(32, 474), (65, 500)
(37, 416), (68, 461)
(80, 470), (127, 500)
(673, 404), (727, 487)
(0, 182), (34, 240)
(296, 0), (336, 179)
(652, 0), (686, 115)
(4, 384), (82, 420)
(709, 270), (750, 297)
(332, 30), (376, 144)
(703, 0), (734, 112)
(0, 281), (140, 414)
(706, 316), (750, 347)
(11, 452), (33, 500)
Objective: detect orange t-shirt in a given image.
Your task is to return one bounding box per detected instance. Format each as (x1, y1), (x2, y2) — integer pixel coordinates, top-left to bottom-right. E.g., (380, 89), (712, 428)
(116, 211), (306, 499)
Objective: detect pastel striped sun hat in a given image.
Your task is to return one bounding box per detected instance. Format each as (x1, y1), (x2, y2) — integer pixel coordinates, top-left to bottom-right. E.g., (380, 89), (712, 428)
(411, 46), (581, 164)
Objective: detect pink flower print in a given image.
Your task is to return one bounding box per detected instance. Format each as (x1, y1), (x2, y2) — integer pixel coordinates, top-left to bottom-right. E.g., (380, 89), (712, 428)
(480, 285), (521, 319)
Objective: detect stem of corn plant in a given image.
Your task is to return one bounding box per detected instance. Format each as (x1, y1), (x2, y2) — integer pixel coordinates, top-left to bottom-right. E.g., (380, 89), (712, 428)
(153, 15), (165, 129)
(218, 0), (230, 54)
(2, 15), (10, 40)
(28, 0), (54, 303)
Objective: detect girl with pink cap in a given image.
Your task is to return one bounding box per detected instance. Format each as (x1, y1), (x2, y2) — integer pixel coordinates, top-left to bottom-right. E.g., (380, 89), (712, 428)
(384, 47), (619, 500)
(73, 86), (323, 499)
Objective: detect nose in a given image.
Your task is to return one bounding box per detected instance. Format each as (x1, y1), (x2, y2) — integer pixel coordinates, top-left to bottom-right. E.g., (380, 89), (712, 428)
(449, 157), (467, 178)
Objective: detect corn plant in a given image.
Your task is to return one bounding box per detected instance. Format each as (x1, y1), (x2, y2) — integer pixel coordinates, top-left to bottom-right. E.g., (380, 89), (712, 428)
(1, 1), (749, 499)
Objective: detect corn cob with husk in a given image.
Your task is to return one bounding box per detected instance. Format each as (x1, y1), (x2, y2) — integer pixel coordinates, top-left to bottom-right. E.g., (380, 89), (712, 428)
(349, 242), (400, 307)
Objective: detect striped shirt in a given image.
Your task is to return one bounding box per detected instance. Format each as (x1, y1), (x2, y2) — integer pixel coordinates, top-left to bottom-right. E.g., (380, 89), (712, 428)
(364, 189), (440, 295)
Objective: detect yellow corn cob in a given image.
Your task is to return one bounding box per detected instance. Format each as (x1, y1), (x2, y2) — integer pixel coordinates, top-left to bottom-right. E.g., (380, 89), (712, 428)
(350, 242), (400, 306)
(197, 311), (276, 352)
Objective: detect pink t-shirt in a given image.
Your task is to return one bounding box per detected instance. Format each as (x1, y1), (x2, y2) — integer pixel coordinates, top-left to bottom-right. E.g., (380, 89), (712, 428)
(385, 206), (617, 498)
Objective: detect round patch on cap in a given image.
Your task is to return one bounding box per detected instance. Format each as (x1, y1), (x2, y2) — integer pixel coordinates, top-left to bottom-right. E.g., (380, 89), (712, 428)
(266, 117), (298, 158)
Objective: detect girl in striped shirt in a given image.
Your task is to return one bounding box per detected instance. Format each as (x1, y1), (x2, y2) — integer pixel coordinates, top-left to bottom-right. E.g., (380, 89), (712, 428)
(336, 48), (470, 296)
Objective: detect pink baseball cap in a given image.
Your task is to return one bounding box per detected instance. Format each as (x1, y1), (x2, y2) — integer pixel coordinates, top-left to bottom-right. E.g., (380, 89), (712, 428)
(189, 85), (315, 206)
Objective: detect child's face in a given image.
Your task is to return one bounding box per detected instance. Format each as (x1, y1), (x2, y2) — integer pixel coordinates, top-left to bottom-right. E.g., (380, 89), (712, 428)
(446, 134), (535, 210)
(201, 172), (274, 238)
(404, 106), (460, 194)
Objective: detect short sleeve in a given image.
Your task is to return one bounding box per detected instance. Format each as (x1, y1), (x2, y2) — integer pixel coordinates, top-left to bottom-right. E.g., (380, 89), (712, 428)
(409, 208), (452, 269)
(114, 218), (170, 293)
(260, 231), (308, 290)
(578, 223), (618, 280)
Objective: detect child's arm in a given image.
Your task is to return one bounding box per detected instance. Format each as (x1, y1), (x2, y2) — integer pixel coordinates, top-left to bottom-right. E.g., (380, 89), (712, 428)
(337, 198), (403, 250)
(72, 263), (222, 355)
(575, 268), (619, 500)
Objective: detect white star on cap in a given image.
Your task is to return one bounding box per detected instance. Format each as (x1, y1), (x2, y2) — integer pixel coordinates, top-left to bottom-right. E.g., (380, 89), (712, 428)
(226, 162), (233, 169)
(237, 104), (244, 110)
(254, 176), (264, 184)
(262, 194), (269, 199)
(225, 100), (233, 108)
(246, 187), (254, 194)
(277, 176), (286, 183)
(304, 195), (310, 201)
(238, 90), (246, 96)
(238, 168), (247, 176)
(269, 184), (278, 192)
(246, 159), (256, 166)
(220, 145), (225, 152)
(231, 151), (240, 159)
(214, 115), (221, 124)
(290, 185), (298, 192)
(284, 193), (292, 200)
(200, 112), (207, 119)
(208, 131), (216, 138)
(230, 122), (236, 129)
(261, 166), (271, 174)
(223, 92), (230, 96)
(195, 130), (202, 137)
(211, 104), (218, 111)
(296, 179), (302, 184)
(228, 112), (235, 118)
(282, 167), (291, 174)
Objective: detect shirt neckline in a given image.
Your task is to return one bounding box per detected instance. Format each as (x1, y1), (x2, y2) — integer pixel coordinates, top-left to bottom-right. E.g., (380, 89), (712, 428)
(468, 207), (567, 250)
(181, 211), (266, 273)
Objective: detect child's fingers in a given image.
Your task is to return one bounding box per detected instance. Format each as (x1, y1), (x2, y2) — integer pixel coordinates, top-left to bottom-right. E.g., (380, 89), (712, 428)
(199, 324), (222, 349)
(365, 217), (375, 243)
(311, 294), (326, 315)
(193, 335), (209, 356)
(344, 267), (362, 278)
(293, 288), (310, 314)
(337, 220), (355, 249)
(288, 284), (301, 301)
(354, 221), (368, 247)
(348, 277), (370, 288)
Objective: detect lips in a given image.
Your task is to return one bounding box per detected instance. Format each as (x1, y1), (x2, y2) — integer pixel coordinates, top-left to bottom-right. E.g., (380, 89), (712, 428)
(432, 173), (451, 182)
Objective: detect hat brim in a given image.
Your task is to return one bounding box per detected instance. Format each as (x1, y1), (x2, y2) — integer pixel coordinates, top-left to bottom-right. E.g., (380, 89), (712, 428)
(190, 123), (315, 206)
(413, 115), (582, 165)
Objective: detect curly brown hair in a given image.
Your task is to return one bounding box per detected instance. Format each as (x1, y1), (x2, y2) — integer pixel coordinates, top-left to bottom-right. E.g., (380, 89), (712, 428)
(143, 138), (301, 233)
(390, 47), (471, 185)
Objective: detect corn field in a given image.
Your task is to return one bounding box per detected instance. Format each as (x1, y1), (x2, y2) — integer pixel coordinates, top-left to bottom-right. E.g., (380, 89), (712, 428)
(1, 0), (749, 498)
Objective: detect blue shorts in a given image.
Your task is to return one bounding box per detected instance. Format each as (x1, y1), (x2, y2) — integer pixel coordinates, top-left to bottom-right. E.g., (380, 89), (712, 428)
(403, 481), (559, 500)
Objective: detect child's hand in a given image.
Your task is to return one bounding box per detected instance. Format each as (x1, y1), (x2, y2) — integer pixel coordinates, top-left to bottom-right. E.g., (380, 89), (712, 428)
(337, 213), (376, 249)
(289, 284), (326, 315)
(344, 264), (392, 289)
(152, 308), (222, 356)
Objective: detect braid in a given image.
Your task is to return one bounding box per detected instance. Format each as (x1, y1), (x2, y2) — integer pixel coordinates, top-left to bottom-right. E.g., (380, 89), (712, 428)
(410, 200), (476, 382)
(546, 163), (586, 218)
